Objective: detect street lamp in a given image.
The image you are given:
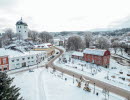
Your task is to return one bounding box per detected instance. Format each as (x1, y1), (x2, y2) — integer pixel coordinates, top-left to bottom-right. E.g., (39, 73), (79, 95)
(36, 54), (39, 68)
(93, 83), (95, 94)
(73, 75), (74, 84)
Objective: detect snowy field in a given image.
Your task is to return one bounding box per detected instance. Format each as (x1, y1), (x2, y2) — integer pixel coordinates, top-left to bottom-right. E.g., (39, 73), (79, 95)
(54, 50), (130, 91)
(9, 68), (124, 100)
(110, 48), (130, 60)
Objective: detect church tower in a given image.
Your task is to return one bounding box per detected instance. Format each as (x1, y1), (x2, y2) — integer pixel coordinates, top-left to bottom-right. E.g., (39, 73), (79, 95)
(16, 18), (28, 40)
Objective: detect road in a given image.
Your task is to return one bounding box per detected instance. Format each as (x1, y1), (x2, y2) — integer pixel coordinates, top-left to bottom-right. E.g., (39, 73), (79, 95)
(47, 47), (130, 99)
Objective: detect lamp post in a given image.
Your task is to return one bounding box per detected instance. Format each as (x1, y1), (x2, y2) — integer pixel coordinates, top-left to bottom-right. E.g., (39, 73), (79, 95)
(73, 75), (74, 84)
(93, 83), (95, 94)
(36, 54), (39, 68)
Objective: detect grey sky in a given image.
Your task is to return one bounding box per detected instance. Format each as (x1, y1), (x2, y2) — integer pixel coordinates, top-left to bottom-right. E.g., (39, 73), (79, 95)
(0, 0), (130, 32)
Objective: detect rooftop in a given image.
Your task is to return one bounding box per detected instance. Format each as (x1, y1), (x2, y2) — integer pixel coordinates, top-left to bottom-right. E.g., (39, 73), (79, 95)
(16, 18), (28, 26)
(0, 48), (46, 58)
(83, 48), (109, 56)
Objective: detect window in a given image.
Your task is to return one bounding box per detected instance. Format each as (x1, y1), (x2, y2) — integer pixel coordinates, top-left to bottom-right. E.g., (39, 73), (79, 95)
(17, 59), (19, 61)
(4, 68), (7, 70)
(31, 57), (33, 59)
(3, 58), (7, 64)
(28, 57), (30, 59)
(22, 58), (25, 60)
(19, 31), (21, 32)
(12, 60), (14, 62)
(16, 63), (19, 65)
(25, 31), (26, 32)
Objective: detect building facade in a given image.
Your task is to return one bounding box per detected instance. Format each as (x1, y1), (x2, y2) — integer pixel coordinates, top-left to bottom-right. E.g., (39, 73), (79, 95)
(71, 51), (83, 60)
(16, 18), (28, 40)
(9, 51), (46, 70)
(0, 48), (47, 71)
(0, 56), (9, 71)
(83, 48), (111, 68)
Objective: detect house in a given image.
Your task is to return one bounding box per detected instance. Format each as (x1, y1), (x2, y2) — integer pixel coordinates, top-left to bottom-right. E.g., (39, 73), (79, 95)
(0, 55), (9, 71)
(83, 48), (111, 68)
(33, 43), (55, 56)
(53, 38), (64, 46)
(72, 51), (83, 60)
(0, 48), (47, 70)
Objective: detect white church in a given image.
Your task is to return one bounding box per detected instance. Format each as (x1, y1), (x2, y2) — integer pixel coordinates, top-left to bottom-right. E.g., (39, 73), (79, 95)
(16, 18), (28, 40)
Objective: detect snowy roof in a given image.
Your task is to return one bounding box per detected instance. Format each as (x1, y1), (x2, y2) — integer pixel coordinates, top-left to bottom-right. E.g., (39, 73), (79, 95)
(34, 43), (52, 48)
(83, 48), (107, 56)
(16, 18), (28, 26)
(72, 51), (83, 57)
(54, 38), (60, 41)
(0, 48), (46, 58)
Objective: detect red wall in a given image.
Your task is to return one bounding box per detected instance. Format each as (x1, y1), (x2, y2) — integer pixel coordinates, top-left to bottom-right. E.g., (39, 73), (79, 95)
(83, 53), (110, 67)
(0, 56), (9, 71)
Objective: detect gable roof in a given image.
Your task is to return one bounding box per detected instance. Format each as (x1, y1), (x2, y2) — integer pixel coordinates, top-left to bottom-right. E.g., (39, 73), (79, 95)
(83, 48), (109, 56)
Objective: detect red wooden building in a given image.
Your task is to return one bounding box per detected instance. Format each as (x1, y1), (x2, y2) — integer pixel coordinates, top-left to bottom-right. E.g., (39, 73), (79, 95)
(83, 48), (111, 68)
(0, 56), (9, 71)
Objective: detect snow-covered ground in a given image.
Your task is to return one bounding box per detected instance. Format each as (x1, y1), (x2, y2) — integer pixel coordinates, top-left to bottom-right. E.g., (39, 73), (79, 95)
(54, 50), (130, 91)
(110, 48), (130, 59)
(10, 68), (124, 100)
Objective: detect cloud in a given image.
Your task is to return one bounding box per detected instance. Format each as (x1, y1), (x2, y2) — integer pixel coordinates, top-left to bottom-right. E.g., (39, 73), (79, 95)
(108, 15), (130, 29)
(0, 0), (19, 8)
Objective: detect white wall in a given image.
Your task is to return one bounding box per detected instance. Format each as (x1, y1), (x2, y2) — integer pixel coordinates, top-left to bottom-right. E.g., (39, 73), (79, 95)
(9, 52), (46, 70)
(16, 25), (28, 39)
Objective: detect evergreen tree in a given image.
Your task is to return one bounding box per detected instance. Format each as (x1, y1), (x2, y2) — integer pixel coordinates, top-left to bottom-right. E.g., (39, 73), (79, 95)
(0, 72), (23, 100)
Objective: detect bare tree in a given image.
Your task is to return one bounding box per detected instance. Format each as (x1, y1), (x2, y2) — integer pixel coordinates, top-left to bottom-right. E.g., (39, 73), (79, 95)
(67, 36), (84, 51)
(0, 37), (2, 48)
(4, 28), (14, 41)
(28, 30), (38, 42)
(84, 32), (93, 48)
(96, 37), (110, 49)
(111, 41), (119, 54)
(39, 31), (53, 43)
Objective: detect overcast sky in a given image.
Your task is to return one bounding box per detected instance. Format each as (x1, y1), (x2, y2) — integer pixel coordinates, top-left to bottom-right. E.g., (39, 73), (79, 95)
(0, 0), (130, 32)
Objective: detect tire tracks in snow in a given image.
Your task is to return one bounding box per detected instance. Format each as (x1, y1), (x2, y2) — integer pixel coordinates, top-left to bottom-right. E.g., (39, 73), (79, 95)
(38, 69), (47, 100)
